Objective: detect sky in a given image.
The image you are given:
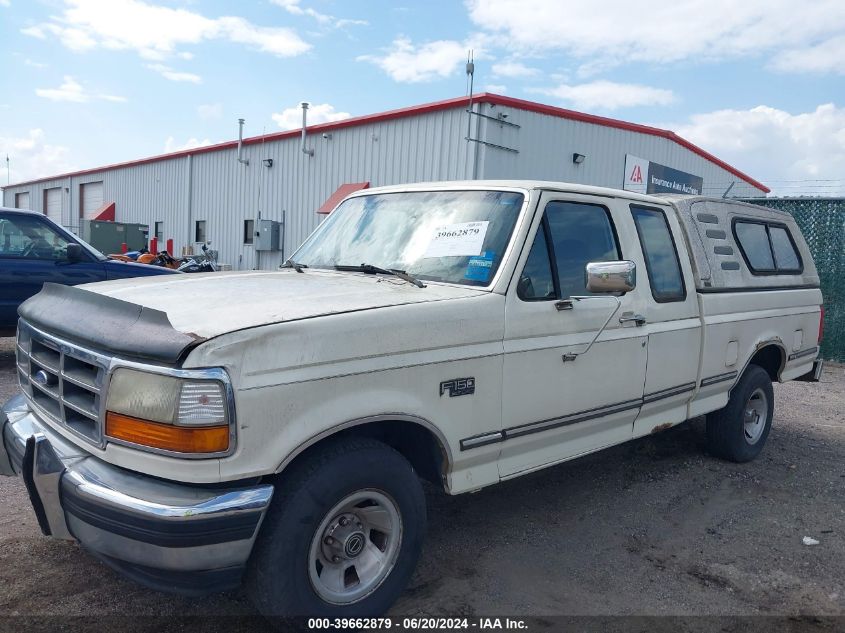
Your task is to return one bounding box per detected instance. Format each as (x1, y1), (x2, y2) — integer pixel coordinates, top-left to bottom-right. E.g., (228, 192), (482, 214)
(1, 0), (844, 196)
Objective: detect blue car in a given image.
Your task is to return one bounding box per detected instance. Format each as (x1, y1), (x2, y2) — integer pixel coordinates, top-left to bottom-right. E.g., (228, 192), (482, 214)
(0, 207), (177, 335)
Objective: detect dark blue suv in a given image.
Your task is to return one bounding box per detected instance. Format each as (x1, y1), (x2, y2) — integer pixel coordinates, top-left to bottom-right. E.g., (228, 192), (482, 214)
(0, 208), (177, 335)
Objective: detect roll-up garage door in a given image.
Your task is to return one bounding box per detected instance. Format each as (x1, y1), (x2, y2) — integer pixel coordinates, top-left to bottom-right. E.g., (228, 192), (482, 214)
(14, 192), (30, 209)
(45, 187), (62, 224)
(80, 181), (104, 219)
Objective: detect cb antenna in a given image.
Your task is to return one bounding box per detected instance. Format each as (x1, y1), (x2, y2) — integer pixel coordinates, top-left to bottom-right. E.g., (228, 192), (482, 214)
(466, 50), (475, 139)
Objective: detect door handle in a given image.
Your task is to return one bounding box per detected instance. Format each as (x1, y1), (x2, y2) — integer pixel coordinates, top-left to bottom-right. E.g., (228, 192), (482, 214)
(619, 313), (646, 326)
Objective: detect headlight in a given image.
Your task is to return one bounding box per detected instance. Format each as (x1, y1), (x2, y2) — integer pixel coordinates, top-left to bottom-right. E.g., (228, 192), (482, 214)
(104, 367), (232, 455)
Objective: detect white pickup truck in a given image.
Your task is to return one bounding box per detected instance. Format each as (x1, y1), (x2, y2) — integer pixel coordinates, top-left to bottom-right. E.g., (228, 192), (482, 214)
(1, 181), (824, 617)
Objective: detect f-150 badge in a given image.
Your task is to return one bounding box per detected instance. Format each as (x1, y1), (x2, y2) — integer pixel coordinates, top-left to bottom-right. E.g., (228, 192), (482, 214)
(440, 377), (475, 397)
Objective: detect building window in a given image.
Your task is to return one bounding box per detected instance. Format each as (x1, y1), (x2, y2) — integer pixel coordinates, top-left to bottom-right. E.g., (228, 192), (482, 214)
(244, 219), (255, 245)
(195, 220), (207, 243)
(154, 221), (164, 243)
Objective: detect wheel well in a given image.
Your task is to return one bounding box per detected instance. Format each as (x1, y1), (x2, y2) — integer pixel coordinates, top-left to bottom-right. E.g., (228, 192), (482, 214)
(748, 344), (784, 381)
(278, 420), (449, 491)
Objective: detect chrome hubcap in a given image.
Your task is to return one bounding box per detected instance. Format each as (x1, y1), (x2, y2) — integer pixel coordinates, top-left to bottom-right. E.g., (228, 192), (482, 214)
(743, 387), (768, 445)
(308, 490), (402, 604)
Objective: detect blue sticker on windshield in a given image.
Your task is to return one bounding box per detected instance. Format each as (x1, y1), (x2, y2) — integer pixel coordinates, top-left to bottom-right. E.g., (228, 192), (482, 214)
(465, 251), (495, 281)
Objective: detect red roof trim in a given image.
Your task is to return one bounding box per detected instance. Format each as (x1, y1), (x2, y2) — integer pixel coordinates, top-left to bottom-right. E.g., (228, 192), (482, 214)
(318, 182), (370, 214)
(4, 93), (769, 193)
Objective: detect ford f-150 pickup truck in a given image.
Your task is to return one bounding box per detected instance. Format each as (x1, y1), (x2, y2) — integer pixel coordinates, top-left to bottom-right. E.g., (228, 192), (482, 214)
(0, 181), (824, 617)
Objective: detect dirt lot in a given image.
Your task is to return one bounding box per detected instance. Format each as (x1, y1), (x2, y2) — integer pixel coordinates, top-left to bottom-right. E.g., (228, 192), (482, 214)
(0, 335), (843, 628)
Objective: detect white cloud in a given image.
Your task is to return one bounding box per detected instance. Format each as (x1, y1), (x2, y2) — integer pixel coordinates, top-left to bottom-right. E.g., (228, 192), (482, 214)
(491, 60), (538, 78)
(1, 129), (75, 184)
(21, 0), (311, 60)
(272, 0), (367, 28)
(0, 0), (10, 7)
(164, 136), (212, 153)
(467, 0), (845, 74)
(271, 103), (351, 130)
(35, 76), (126, 103)
(197, 103), (223, 120)
(532, 80), (675, 111)
(484, 83), (507, 93)
(24, 59), (48, 69)
(769, 35), (845, 75)
(358, 37), (473, 83)
(670, 103), (845, 196)
(146, 63), (201, 83)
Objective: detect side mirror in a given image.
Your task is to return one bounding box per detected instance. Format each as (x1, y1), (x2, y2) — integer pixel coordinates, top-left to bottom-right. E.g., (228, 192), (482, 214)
(585, 260), (636, 294)
(66, 243), (85, 263)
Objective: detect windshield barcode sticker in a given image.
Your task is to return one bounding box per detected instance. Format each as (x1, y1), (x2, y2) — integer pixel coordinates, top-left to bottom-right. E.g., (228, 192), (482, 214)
(423, 221), (489, 258)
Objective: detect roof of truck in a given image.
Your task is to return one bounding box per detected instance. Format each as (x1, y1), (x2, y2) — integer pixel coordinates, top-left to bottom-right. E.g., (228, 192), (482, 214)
(356, 180), (676, 205)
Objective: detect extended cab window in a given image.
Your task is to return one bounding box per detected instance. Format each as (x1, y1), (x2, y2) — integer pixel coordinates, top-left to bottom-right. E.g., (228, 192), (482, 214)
(631, 206), (686, 302)
(518, 201), (620, 300)
(0, 215), (71, 260)
(734, 220), (802, 274)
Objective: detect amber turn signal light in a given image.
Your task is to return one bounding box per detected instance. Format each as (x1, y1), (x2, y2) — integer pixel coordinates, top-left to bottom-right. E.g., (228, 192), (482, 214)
(105, 411), (229, 454)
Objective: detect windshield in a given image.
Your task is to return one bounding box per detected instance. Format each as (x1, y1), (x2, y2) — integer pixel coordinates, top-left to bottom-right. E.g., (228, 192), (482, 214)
(292, 189), (525, 286)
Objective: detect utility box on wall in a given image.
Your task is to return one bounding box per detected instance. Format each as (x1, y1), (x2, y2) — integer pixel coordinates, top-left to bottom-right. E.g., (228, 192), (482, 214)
(255, 219), (281, 251)
(80, 220), (149, 254)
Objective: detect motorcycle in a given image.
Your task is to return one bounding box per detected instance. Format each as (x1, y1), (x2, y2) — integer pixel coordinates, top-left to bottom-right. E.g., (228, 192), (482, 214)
(108, 243), (217, 273)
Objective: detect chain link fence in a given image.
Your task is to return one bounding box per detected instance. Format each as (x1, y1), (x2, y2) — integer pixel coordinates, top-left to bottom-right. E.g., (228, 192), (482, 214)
(741, 197), (845, 362)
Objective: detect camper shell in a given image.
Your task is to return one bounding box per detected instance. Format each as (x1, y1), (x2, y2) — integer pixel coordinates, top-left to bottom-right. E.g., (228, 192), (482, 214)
(659, 195), (819, 291)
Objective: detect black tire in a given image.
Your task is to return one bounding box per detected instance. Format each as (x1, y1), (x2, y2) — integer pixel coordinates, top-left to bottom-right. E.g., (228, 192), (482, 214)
(245, 437), (426, 619)
(706, 364), (774, 462)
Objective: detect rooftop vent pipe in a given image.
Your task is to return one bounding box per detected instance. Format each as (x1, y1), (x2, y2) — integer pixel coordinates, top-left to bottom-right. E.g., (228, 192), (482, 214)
(237, 118), (249, 165)
(301, 102), (314, 157)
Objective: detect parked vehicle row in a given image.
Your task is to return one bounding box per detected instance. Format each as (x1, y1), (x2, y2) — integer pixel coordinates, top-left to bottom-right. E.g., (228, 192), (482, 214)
(0, 181), (824, 619)
(0, 208), (177, 336)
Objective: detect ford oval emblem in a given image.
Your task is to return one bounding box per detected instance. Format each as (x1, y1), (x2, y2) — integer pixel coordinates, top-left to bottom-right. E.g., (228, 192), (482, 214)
(33, 370), (54, 387)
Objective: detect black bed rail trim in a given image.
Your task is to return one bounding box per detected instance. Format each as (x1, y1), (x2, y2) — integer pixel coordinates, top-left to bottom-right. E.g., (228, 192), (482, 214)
(788, 346), (819, 361)
(697, 284), (820, 294)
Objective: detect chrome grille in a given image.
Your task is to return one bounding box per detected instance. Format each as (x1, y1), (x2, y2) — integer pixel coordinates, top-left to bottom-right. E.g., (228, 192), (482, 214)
(16, 320), (110, 446)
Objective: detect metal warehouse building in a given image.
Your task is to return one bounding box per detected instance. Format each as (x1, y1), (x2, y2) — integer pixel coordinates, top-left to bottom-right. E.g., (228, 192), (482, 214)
(2, 93), (769, 270)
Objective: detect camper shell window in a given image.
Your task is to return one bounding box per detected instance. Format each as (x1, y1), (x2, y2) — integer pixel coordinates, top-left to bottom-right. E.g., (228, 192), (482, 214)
(732, 218), (803, 276)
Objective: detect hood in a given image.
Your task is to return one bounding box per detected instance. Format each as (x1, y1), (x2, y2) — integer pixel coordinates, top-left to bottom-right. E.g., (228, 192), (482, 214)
(80, 269), (487, 339)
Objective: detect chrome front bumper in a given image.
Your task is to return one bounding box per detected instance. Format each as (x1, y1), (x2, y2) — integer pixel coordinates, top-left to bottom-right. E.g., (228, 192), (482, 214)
(0, 394), (274, 595)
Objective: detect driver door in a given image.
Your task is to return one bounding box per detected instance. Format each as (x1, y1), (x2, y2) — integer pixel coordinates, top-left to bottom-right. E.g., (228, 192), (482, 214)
(498, 193), (649, 478)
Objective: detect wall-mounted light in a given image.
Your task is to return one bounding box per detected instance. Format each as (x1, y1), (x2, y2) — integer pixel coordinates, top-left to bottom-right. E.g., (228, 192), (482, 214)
(322, 133), (332, 140)
(263, 158), (274, 168)
(572, 153), (586, 164)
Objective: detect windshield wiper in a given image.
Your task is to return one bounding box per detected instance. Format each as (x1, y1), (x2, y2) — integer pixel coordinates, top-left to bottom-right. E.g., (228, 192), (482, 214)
(334, 263), (426, 288)
(282, 259), (307, 273)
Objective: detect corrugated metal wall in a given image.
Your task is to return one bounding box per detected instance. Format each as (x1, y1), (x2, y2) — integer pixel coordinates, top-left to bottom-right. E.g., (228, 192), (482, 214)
(475, 102), (761, 198)
(2, 102), (764, 270)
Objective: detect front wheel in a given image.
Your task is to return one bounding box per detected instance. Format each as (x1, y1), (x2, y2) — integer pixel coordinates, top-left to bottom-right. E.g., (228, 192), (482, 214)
(246, 437), (426, 618)
(706, 364), (774, 462)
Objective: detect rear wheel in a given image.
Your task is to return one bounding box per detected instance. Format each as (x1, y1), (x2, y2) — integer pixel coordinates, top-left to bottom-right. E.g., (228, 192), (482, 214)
(246, 437), (426, 618)
(706, 364), (774, 462)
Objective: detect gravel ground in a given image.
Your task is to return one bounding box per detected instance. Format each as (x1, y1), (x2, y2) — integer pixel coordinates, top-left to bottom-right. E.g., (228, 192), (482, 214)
(0, 335), (843, 627)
